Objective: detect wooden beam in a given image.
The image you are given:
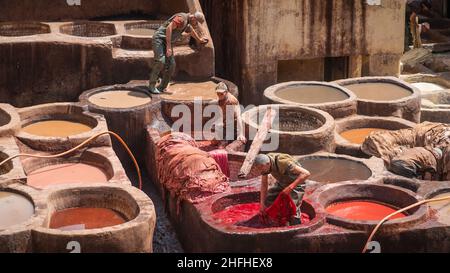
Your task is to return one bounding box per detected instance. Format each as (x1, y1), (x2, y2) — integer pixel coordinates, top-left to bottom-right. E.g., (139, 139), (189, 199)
(238, 107), (276, 179)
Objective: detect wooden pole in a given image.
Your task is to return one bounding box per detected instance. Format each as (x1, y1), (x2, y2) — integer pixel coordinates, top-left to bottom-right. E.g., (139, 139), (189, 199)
(238, 107), (276, 179)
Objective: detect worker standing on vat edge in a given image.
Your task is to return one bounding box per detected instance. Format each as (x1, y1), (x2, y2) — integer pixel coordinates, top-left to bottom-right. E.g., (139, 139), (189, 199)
(215, 82), (246, 143)
(254, 153), (310, 225)
(405, 0), (432, 51)
(148, 12), (209, 94)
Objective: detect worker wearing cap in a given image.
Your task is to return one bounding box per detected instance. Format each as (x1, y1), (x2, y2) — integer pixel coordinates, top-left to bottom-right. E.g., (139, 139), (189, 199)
(405, 0), (432, 51)
(253, 153), (311, 225)
(148, 12), (209, 94)
(215, 82), (246, 143)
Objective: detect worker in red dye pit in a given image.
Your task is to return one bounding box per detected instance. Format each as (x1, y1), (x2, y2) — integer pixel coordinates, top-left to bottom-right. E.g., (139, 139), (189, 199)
(405, 0), (433, 51)
(148, 12), (208, 94)
(253, 153), (311, 225)
(215, 82), (246, 144)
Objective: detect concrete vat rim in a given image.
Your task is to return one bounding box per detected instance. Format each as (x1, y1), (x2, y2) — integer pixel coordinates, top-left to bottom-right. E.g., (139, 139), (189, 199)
(334, 115), (416, 155)
(15, 102), (111, 151)
(23, 150), (116, 189)
(313, 181), (429, 232)
(242, 104), (335, 136)
(0, 183), (46, 235)
(294, 153), (384, 185)
(159, 76), (239, 105)
(334, 76), (420, 104)
(59, 21), (117, 38)
(264, 81), (356, 107)
(79, 84), (158, 112)
(400, 73), (450, 90)
(34, 184), (155, 236)
(0, 103), (21, 137)
(0, 21), (51, 37)
(198, 189), (326, 236)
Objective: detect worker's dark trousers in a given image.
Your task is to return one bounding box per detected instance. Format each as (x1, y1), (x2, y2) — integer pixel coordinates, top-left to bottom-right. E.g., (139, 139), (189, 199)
(390, 159), (419, 179)
(149, 38), (176, 90)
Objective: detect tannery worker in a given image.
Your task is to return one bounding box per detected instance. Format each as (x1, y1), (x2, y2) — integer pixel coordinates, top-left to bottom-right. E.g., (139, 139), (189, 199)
(405, 0), (432, 51)
(148, 12), (208, 94)
(389, 146), (442, 180)
(362, 121), (449, 180)
(254, 153), (311, 225)
(215, 82), (246, 143)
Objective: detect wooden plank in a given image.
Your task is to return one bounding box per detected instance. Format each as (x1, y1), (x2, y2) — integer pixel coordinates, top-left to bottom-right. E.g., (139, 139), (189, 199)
(238, 107), (276, 179)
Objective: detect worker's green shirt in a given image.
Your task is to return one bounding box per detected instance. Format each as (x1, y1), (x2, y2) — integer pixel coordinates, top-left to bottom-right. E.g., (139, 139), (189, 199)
(153, 13), (192, 44)
(266, 153), (301, 188)
(264, 153), (305, 208)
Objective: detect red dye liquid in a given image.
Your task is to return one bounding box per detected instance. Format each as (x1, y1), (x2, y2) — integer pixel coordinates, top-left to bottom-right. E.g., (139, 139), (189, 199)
(213, 203), (260, 225)
(213, 202), (310, 227)
(326, 201), (406, 221)
(49, 207), (127, 231)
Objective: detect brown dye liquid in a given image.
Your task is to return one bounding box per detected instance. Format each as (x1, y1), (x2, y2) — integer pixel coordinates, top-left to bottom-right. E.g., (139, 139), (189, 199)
(340, 128), (388, 145)
(160, 81), (218, 101)
(22, 120), (93, 137)
(88, 90), (151, 108)
(275, 85), (349, 104)
(49, 207), (126, 231)
(429, 192), (450, 225)
(27, 163), (109, 189)
(346, 83), (412, 101)
(0, 191), (34, 229)
(298, 158), (372, 183)
(126, 28), (155, 36)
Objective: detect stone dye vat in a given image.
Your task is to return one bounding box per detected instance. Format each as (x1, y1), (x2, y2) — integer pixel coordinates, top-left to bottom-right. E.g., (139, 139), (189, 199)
(22, 120), (93, 137)
(0, 191), (34, 229)
(0, 184), (43, 253)
(0, 22), (50, 37)
(316, 183), (427, 232)
(0, 104), (20, 137)
(298, 157), (372, 184)
(0, 138), (26, 183)
(326, 201), (407, 221)
(344, 83), (412, 101)
(15, 103), (111, 152)
(49, 207), (126, 231)
(27, 163), (109, 189)
(400, 74), (450, 123)
(403, 74), (450, 94)
(335, 115), (416, 157)
(419, 91), (450, 123)
(59, 22), (117, 37)
(163, 187), (324, 252)
(116, 21), (165, 50)
(80, 85), (156, 165)
(87, 90), (151, 109)
(22, 147), (131, 189)
(264, 82), (357, 118)
(160, 77), (239, 127)
(295, 154), (383, 185)
(242, 105), (335, 155)
(119, 20), (190, 50)
(33, 184), (156, 253)
(335, 77), (421, 123)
